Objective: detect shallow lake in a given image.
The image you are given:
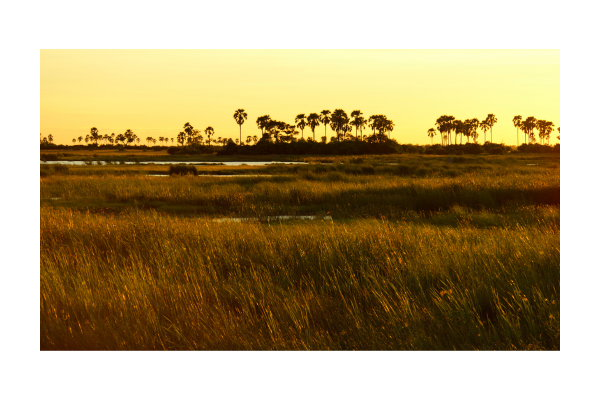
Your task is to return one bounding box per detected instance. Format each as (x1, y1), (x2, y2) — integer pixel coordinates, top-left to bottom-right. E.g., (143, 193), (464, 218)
(147, 174), (273, 177)
(214, 215), (332, 223)
(41, 161), (306, 166)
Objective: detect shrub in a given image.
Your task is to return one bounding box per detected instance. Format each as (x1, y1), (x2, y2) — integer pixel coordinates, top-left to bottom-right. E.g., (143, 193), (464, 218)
(40, 154), (59, 162)
(169, 165), (198, 176)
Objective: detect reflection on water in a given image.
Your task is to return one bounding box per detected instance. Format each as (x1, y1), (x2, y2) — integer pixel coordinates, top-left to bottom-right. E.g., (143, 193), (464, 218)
(41, 160), (306, 166)
(214, 215), (332, 223)
(147, 174), (273, 177)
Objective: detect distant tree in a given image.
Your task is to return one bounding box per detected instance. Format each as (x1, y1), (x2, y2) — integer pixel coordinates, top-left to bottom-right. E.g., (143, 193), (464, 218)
(77, 136), (83, 144)
(513, 115), (523, 146)
(320, 110), (331, 141)
(427, 128), (436, 145)
(171, 138), (174, 146)
(246, 135), (252, 145)
(252, 135), (258, 145)
(85, 136), (89, 144)
(124, 129), (134, 146)
(330, 109), (349, 140)
(89, 127), (100, 145)
(234, 109), (248, 144)
(465, 118), (479, 143)
(256, 115), (272, 135)
(485, 114), (497, 143)
(205, 126), (214, 147)
(183, 122), (194, 146)
(435, 117), (444, 145)
(136, 137), (140, 146)
(177, 132), (185, 146)
(521, 116), (537, 144)
(349, 110), (362, 138)
(295, 114), (307, 139)
(480, 120), (489, 143)
(307, 113), (321, 141)
(557, 127), (560, 141)
(72, 138), (76, 145)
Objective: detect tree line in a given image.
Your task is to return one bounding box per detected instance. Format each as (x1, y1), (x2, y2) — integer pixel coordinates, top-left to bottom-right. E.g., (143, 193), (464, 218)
(426, 114), (559, 146)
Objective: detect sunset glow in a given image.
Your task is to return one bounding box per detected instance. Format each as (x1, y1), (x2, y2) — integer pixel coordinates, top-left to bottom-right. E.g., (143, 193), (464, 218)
(41, 49), (559, 146)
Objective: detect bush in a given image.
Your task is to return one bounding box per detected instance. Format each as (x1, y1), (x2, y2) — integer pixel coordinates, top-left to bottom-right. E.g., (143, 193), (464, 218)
(361, 166), (375, 175)
(40, 154), (59, 162)
(169, 165), (198, 176)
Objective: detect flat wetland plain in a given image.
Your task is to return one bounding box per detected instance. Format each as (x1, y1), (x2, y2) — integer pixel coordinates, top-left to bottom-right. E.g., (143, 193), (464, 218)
(40, 152), (560, 350)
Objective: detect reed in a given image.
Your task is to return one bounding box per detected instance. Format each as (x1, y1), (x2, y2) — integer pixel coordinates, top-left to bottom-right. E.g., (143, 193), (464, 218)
(40, 208), (559, 350)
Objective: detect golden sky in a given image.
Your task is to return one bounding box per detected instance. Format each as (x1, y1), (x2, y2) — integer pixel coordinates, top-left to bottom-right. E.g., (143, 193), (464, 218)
(41, 49), (559, 145)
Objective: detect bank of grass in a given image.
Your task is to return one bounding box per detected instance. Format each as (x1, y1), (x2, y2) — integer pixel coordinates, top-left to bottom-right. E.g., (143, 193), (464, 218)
(40, 165), (559, 218)
(40, 154), (560, 350)
(40, 208), (559, 350)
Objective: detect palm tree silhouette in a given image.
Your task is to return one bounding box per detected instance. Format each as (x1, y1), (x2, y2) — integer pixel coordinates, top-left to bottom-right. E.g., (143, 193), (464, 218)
(480, 121), (489, 143)
(306, 113), (321, 141)
(330, 109), (349, 140)
(427, 128), (436, 145)
(205, 126), (214, 147)
(90, 127), (100, 145)
(485, 114), (497, 143)
(320, 110), (331, 141)
(295, 114), (307, 139)
(513, 115), (522, 146)
(234, 109), (248, 144)
(521, 116), (537, 144)
(256, 115), (271, 136)
(183, 122), (194, 146)
(350, 110), (363, 139)
(77, 136), (83, 144)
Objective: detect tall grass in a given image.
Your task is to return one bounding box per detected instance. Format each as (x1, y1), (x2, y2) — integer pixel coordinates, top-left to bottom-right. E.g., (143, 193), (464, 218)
(40, 167), (559, 218)
(40, 208), (559, 350)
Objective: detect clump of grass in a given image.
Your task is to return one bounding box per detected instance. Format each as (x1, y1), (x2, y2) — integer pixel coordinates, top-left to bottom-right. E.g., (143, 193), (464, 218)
(169, 165), (198, 176)
(40, 208), (560, 350)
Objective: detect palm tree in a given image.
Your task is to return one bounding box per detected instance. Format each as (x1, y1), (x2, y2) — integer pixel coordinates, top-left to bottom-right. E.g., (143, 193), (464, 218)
(480, 120), (489, 143)
(205, 126), (214, 147)
(171, 138), (174, 146)
(485, 114), (497, 143)
(183, 122), (194, 146)
(330, 109), (349, 140)
(467, 118), (480, 143)
(233, 109), (248, 144)
(513, 115), (522, 146)
(124, 129), (134, 146)
(306, 113), (321, 141)
(521, 116), (537, 144)
(427, 128), (436, 145)
(89, 127), (100, 145)
(295, 114), (307, 139)
(435, 117), (444, 145)
(350, 110), (364, 139)
(246, 136), (252, 145)
(320, 110), (331, 141)
(557, 127), (560, 141)
(256, 115), (272, 136)
(252, 135), (258, 145)
(77, 136), (83, 144)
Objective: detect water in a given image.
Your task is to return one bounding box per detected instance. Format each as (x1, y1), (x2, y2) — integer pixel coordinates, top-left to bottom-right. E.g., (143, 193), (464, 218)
(147, 174), (273, 177)
(214, 215), (332, 223)
(41, 160), (306, 166)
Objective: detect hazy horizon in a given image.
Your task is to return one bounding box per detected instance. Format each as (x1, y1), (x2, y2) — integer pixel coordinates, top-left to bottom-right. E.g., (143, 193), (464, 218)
(40, 49), (560, 146)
